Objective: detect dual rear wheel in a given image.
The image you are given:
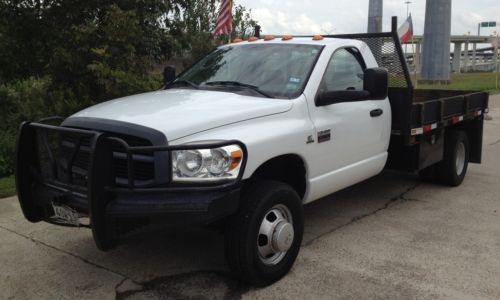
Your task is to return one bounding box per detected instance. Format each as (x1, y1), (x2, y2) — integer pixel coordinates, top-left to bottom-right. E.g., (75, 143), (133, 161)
(419, 130), (469, 186)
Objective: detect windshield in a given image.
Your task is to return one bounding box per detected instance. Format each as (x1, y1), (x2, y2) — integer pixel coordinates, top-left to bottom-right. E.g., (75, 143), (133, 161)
(175, 44), (324, 99)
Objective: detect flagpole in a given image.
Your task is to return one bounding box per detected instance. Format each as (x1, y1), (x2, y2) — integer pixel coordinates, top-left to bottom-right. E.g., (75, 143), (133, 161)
(228, 0), (233, 44)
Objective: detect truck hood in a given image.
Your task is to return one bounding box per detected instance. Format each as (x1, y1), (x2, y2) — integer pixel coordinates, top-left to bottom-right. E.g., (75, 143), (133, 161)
(69, 89), (293, 141)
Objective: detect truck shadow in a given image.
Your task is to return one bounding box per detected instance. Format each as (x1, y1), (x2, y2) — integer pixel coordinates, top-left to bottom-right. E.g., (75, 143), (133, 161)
(48, 171), (421, 297)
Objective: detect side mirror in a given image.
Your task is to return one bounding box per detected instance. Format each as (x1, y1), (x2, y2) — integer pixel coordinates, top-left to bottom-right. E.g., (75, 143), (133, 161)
(315, 67), (389, 107)
(363, 67), (388, 100)
(163, 65), (176, 86)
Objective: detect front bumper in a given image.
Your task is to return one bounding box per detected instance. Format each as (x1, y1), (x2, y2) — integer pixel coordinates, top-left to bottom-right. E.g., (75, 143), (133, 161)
(15, 121), (245, 250)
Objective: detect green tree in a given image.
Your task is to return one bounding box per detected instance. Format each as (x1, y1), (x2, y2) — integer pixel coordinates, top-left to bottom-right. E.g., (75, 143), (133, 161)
(232, 4), (257, 39)
(0, 0), (258, 177)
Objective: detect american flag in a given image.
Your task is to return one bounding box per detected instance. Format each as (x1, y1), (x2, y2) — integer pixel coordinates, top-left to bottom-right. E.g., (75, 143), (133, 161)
(214, 0), (233, 37)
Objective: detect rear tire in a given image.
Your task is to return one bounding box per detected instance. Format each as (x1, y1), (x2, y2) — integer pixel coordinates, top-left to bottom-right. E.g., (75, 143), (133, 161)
(225, 180), (303, 286)
(437, 131), (469, 186)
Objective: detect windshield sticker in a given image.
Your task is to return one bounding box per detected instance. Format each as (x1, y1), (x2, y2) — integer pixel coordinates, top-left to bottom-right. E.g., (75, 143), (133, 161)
(286, 83), (298, 91)
(289, 77), (301, 83)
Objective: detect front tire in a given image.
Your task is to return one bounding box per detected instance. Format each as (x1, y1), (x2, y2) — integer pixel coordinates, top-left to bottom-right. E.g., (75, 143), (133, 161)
(225, 180), (304, 286)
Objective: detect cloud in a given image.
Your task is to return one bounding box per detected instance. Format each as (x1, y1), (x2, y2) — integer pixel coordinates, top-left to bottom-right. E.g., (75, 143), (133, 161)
(251, 8), (336, 35)
(238, 0), (500, 36)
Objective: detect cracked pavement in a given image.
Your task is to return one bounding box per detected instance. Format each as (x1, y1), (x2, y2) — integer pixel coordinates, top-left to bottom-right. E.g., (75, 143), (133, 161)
(1, 95), (500, 299)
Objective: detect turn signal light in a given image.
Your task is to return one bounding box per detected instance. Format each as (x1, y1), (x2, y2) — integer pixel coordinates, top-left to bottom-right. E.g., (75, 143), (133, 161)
(230, 150), (243, 170)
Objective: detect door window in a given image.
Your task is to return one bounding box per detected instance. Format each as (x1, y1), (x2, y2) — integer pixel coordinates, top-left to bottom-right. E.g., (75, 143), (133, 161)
(320, 48), (366, 92)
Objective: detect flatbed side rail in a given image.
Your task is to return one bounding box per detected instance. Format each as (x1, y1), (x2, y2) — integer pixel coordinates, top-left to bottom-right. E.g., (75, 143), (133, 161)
(406, 91), (489, 136)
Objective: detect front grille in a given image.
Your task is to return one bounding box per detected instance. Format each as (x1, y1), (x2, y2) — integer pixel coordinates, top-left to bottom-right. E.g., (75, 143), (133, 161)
(109, 134), (155, 185)
(58, 132), (156, 187)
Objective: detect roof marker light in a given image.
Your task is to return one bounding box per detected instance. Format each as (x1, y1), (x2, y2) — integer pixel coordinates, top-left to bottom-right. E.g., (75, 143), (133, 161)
(264, 35), (274, 41)
(232, 38), (243, 43)
(282, 35), (293, 41)
(313, 35), (324, 41)
(248, 36), (258, 42)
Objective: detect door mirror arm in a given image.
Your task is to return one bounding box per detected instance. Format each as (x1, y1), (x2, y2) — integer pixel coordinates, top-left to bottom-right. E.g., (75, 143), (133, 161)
(162, 65), (176, 87)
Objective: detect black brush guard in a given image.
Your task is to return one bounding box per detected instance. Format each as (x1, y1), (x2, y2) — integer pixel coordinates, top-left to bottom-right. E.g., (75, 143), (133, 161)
(15, 121), (245, 250)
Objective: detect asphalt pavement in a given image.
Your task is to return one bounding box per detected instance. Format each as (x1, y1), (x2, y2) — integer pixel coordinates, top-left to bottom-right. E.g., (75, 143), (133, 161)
(1, 95), (499, 299)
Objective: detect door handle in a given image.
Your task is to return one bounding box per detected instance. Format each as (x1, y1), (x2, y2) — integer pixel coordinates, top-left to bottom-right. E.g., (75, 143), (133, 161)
(370, 109), (383, 117)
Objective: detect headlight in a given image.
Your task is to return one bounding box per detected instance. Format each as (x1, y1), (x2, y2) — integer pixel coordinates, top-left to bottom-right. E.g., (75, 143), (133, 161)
(172, 144), (244, 182)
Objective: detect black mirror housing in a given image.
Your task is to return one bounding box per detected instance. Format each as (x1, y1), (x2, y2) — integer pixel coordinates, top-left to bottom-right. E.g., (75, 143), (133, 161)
(363, 67), (388, 100)
(163, 65), (176, 86)
(316, 90), (371, 106)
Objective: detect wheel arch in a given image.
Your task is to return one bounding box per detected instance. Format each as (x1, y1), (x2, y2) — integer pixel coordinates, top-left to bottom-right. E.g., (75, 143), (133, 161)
(248, 154), (308, 200)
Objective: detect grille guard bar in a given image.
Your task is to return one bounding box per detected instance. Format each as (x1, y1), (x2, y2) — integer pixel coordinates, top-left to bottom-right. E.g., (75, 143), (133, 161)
(15, 121), (247, 250)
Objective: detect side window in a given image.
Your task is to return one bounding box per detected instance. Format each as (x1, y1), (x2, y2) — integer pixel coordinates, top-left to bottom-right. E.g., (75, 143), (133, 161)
(320, 48), (365, 92)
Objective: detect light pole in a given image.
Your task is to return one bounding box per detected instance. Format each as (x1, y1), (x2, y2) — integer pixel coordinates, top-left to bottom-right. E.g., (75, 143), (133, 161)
(494, 31), (499, 90)
(405, 1), (411, 18)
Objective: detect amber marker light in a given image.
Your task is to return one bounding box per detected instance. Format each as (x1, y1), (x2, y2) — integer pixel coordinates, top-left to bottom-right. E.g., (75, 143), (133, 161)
(230, 149), (243, 171)
(312, 35), (324, 41)
(248, 36), (258, 42)
(282, 35), (293, 41)
(264, 35), (274, 41)
(232, 38), (243, 43)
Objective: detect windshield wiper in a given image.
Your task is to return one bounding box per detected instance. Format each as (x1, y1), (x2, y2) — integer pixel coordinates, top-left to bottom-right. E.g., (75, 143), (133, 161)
(165, 80), (199, 89)
(205, 81), (273, 98)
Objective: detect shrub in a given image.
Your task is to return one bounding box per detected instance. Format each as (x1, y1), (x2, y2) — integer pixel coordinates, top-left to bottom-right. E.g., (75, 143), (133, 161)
(0, 77), (86, 176)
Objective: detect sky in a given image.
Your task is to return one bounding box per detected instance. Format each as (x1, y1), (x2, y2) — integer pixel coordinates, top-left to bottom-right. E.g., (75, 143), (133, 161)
(237, 0), (500, 37)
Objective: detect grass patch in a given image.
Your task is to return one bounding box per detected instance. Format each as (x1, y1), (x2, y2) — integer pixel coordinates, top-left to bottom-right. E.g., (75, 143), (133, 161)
(413, 73), (500, 94)
(0, 175), (16, 198)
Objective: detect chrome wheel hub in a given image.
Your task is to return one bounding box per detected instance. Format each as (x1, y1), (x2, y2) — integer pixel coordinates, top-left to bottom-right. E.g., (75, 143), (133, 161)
(456, 142), (466, 175)
(257, 204), (294, 266)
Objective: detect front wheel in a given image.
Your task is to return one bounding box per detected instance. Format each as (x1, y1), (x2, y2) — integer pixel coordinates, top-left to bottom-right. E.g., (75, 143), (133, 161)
(225, 180), (304, 286)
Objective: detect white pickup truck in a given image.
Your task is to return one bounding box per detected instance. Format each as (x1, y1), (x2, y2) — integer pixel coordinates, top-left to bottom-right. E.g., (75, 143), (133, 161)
(16, 20), (488, 286)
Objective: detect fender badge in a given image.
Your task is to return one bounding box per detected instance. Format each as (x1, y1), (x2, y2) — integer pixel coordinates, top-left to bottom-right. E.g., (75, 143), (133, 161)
(318, 129), (331, 143)
(306, 135), (315, 144)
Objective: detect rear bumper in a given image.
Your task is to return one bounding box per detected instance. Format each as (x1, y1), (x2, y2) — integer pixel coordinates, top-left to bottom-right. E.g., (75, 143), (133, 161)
(15, 121), (245, 249)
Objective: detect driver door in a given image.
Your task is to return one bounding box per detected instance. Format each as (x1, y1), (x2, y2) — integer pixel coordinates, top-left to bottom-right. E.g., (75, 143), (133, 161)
(306, 47), (390, 200)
